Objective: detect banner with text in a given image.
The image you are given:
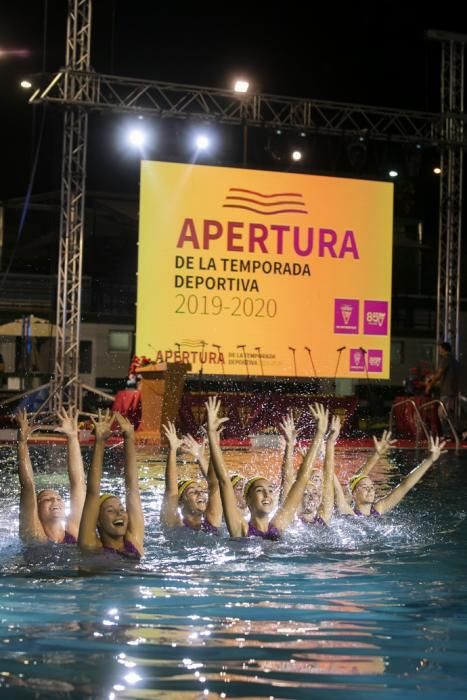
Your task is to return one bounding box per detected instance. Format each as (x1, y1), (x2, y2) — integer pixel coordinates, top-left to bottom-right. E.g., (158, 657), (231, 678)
(137, 162), (393, 378)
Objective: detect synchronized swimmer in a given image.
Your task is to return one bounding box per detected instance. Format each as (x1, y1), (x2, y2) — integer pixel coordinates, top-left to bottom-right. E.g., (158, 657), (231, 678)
(13, 396), (447, 555)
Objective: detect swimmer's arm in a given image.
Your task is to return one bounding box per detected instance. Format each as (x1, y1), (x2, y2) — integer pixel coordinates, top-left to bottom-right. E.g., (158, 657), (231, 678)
(278, 412), (297, 504)
(16, 411), (45, 542)
(205, 396), (247, 537)
(333, 474), (354, 515)
(375, 436), (446, 515)
(161, 422), (183, 528)
(358, 431), (397, 478)
(205, 450), (222, 529)
(181, 433), (209, 478)
(116, 413), (144, 555)
(273, 403), (328, 531)
(318, 415), (340, 524)
(78, 410), (113, 549)
(55, 407), (86, 537)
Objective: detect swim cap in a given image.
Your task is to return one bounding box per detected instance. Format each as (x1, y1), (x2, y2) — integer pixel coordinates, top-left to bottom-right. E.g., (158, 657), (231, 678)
(177, 479), (196, 499)
(348, 474), (368, 492)
(230, 473), (243, 488)
(99, 493), (118, 507)
(243, 475), (267, 498)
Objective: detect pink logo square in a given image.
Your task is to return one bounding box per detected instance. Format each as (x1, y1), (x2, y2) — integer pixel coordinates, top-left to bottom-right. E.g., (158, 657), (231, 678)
(364, 301), (388, 335)
(349, 348), (366, 372)
(334, 299), (359, 334)
(368, 349), (383, 373)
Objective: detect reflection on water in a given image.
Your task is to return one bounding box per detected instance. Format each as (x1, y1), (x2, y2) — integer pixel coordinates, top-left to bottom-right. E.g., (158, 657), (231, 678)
(0, 445), (466, 698)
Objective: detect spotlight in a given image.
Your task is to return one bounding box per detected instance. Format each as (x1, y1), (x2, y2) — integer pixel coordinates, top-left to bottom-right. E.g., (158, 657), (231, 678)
(195, 134), (210, 150)
(20, 79), (32, 89)
(388, 170), (398, 178)
(433, 167), (442, 175)
(234, 79), (249, 93)
(128, 128), (146, 147)
(291, 150), (302, 162)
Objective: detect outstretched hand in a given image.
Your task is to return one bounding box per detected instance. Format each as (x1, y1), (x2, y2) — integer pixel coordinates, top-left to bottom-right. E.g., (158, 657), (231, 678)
(114, 412), (134, 437)
(309, 402), (329, 434)
(278, 411), (299, 444)
(162, 421), (183, 451)
(428, 435), (448, 462)
(55, 406), (79, 438)
(327, 414), (341, 443)
(373, 429), (397, 455)
(15, 409), (35, 441)
(181, 433), (206, 461)
(205, 396), (229, 434)
(91, 409), (114, 442)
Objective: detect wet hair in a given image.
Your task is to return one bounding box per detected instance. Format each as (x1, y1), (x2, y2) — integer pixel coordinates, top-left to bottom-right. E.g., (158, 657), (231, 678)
(177, 479), (196, 499)
(37, 489), (61, 502)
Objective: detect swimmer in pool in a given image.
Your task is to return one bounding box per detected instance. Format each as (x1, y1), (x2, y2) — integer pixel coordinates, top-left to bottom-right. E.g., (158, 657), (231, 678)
(78, 410), (144, 558)
(15, 407), (86, 545)
(205, 396), (329, 540)
(161, 421), (222, 533)
(279, 411), (340, 525)
(334, 435), (446, 517)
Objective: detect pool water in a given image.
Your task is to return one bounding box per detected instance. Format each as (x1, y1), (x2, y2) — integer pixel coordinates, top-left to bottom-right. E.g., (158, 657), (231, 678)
(0, 443), (466, 699)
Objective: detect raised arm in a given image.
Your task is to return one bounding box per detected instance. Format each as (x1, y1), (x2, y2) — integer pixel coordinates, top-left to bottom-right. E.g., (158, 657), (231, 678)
(181, 433), (209, 478)
(278, 412), (298, 504)
(375, 436), (446, 515)
(55, 407), (86, 538)
(205, 442), (223, 529)
(15, 410), (45, 543)
(357, 430), (397, 479)
(273, 403), (328, 532)
(115, 412), (144, 554)
(78, 410), (113, 550)
(161, 421), (183, 527)
(318, 414), (340, 524)
(205, 396), (247, 537)
(333, 474), (354, 515)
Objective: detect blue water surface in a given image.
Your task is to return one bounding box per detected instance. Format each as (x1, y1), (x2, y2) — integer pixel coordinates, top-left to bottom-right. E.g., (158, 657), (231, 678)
(0, 444), (466, 699)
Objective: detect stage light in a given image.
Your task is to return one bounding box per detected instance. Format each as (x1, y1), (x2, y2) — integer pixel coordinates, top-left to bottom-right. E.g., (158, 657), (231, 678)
(234, 79), (249, 93)
(433, 166), (442, 174)
(128, 128), (146, 147)
(388, 170), (398, 178)
(20, 79), (32, 89)
(291, 150), (302, 161)
(195, 133), (210, 151)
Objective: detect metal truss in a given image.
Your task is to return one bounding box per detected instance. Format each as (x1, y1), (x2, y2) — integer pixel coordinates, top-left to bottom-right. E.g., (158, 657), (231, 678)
(34, 69), (467, 146)
(435, 36), (465, 357)
(50, 0), (91, 412)
(27, 3), (466, 412)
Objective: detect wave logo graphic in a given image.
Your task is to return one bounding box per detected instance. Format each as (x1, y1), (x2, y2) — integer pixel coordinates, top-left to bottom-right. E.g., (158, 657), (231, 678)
(223, 188), (308, 216)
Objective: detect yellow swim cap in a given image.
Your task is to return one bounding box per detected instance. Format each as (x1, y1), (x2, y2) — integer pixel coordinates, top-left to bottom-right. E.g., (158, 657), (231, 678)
(99, 493), (118, 507)
(177, 479), (196, 499)
(348, 473), (368, 492)
(230, 473), (243, 488)
(243, 475), (267, 498)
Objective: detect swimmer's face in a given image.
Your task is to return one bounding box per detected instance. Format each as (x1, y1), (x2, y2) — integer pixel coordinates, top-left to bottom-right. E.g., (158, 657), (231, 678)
(353, 477), (375, 504)
(309, 470), (323, 492)
(37, 490), (65, 523)
(246, 479), (276, 515)
(98, 497), (128, 537)
(301, 486), (321, 515)
(181, 483), (208, 514)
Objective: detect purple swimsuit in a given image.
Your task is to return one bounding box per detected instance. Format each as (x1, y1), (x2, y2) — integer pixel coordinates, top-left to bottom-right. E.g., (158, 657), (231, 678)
(247, 522), (281, 541)
(300, 514), (326, 526)
(103, 539), (141, 559)
(62, 531), (77, 544)
(354, 505), (381, 517)
(182, 517), (219, 535)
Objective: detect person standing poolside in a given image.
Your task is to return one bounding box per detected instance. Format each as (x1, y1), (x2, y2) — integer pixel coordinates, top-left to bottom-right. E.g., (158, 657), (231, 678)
(78, 410), (144, 558)
(334, 436), (446, 517)
(15, 407), (86, 545)
(161, 421), (222, 533)
(205, 396), (328, 540)
(426, 341), (461, 439)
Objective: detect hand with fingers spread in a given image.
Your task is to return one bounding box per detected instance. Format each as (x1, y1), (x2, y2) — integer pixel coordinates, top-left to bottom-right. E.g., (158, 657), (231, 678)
(309, 402), (329, 435)
(327, 414), (341, 444)
(428, 435), (448, 462)
(114, 412), (135, 438)
(162, 421), (183, 451)
(373, 430), (397, 456)
(15, 409), (34, 442)
(278, 412), (298, 445)
(181, 433), (206, 462)
(205, 396), (229, 435)
(55, 407), (79, 438)
(91, 409), (114, 442)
